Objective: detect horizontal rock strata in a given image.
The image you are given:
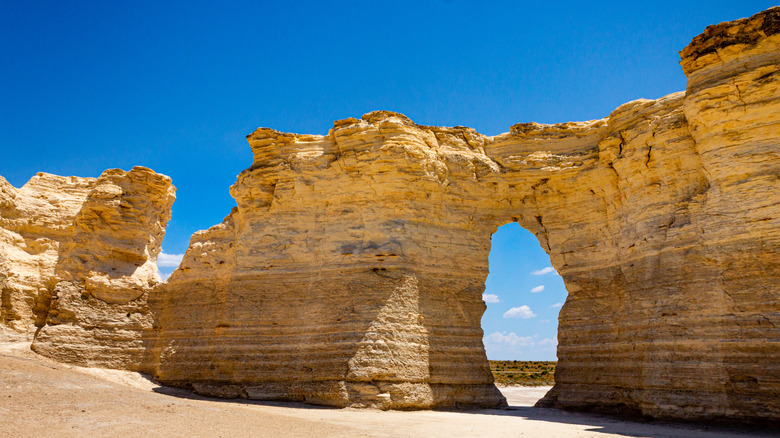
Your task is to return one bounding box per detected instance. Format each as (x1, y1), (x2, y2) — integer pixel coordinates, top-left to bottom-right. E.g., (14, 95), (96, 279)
(1, 6), (777, 422)
(149, 8), (779, 418)
(151, 7), (779, 417)
(0, 167), (175, 370)
(1, 173), (96, 335)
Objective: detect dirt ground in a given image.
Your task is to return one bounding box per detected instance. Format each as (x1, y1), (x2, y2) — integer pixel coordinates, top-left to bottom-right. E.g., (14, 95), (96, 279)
(0, 342), (775, 438)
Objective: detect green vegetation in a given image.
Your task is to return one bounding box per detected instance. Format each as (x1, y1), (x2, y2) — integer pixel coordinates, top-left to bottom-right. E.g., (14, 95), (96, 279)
(489, 360), (556, 386)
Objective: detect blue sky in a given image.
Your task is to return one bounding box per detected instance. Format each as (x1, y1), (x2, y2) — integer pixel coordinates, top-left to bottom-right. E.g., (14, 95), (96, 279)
(481, 223), (567, 360)
(2, 1), (775, 360)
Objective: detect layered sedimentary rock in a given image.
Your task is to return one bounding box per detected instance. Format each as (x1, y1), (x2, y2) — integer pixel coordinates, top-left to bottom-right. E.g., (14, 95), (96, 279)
(149, 7), (779, 419)
(145, 10), (780, 418)
(543, 8), (780, 422)
(0, 167), (175, 370)
(1, 173), (96, 335)
(149, 115), (509, 408)
(33, 167), (176, 369)
(1, 6), (777, 423)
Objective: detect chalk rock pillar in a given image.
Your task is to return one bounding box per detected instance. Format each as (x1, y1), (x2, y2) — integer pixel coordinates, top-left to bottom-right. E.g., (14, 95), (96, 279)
(150, 115), (507, 408)
(31, 167), (175, 370)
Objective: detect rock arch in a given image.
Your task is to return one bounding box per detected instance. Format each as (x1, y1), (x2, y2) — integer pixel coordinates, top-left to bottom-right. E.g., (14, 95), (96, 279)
(148, 9), (780, 419)
(149, 91), (713, 411)
(2, 6), (778, 423)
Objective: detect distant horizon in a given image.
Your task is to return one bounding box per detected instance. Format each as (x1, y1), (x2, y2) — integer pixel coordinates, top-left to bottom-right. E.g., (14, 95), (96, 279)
(3, 1), (776, 360)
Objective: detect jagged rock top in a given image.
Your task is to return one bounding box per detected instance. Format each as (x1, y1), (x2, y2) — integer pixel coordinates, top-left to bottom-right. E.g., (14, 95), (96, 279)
(0, 166), (175, 338)
(679, 6), (780, 75)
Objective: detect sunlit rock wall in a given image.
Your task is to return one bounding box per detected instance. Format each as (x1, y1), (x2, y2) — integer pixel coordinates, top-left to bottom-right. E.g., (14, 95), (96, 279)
(31, 167), (176, 370)
(541, 8), (780, 422)
(0, 167), (175, 370)
(149, 114), (509, 408)
(0, 173), (96, 336)
(152, 8), (779, 418)
(0, 6), (776, 423)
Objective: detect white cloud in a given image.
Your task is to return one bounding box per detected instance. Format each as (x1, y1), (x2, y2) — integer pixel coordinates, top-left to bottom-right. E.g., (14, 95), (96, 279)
(483, 331), (534, 347)
(482, 293), (500, 303)
(549, 302), (563, 309)
(530, 285), (545, 293)
(159, 271), (172, 281)
(503, 305), (536, 319)
(157, 251), (184, 268)
(531, 267), (555, 275)
(483, 332), (558, 359)
(539, 319), (550, 323)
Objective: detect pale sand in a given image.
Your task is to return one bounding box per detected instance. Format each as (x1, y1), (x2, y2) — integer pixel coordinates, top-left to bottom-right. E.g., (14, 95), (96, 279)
(0, 342), (774, 438)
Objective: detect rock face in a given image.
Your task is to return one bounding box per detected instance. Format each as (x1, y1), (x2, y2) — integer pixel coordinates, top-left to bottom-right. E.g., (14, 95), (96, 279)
(149, 115), (510, 408)
(1, 6), (778, 423)
(149, 7), (779, 419)
(0, 167), (175, 370)
(1, 173), (94, 336)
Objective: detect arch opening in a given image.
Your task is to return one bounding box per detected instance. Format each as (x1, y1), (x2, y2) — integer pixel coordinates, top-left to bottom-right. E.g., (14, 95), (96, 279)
(481, 222), (566, 391)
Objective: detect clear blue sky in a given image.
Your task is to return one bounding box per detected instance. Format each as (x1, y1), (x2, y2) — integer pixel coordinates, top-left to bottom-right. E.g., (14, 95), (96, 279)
(2, 1), (775, 360)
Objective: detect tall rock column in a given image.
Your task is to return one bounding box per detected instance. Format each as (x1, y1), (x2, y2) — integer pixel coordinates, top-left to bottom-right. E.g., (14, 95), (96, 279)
(150, 114), (508, 408)
(538, 8), (780, 421)
(0, 174), (96, 338)
(31, 166), (175, 371)
(2, 6), (776, 423)
(677, 7), (780, 420)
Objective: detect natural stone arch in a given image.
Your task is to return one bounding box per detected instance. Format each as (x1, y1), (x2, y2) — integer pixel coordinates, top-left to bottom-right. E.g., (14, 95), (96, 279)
(148, 9), (780, 414)
(3, 6), (776, 423)
(149, 78), (774, 418)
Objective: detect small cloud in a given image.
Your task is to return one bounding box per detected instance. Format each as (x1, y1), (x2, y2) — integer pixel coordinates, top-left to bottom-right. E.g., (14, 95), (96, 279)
(549, 302), (563, 309)
(539, 319), (550, 323)
(503, 305), (536, 319)
(483, 331), (534, 347)
(159, 271), (172, 281)
(530, 285), (545, 293)
(531, 267), (555, 275)
(483, 332), (557, 359)
(157, 251), (184, 268)
(482, 293), (500, 303)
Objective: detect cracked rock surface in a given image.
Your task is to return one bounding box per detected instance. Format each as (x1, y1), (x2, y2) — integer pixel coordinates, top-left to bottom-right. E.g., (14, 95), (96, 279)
(0, 167), (175, 370)
(152, 7), (779, 419)
(1, 6), (778, 422)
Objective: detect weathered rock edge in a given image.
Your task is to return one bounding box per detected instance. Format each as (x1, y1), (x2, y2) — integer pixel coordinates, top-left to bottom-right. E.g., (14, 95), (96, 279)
(0, 166), (175, 369)
(152, 6), (779, 419)
(1, 6), (778, 422)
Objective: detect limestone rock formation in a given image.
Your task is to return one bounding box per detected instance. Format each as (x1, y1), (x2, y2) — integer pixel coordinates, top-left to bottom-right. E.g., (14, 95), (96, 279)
(0, 6), (777, 423)
(149, 117), (509, 408)
(0, 167), (175, 370)
(149, 7), (779, 418)
(1, 173), (96, 335)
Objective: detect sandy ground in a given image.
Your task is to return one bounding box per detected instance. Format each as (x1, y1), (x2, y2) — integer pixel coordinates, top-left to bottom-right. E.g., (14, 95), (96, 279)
(0, 342), (775, 438)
